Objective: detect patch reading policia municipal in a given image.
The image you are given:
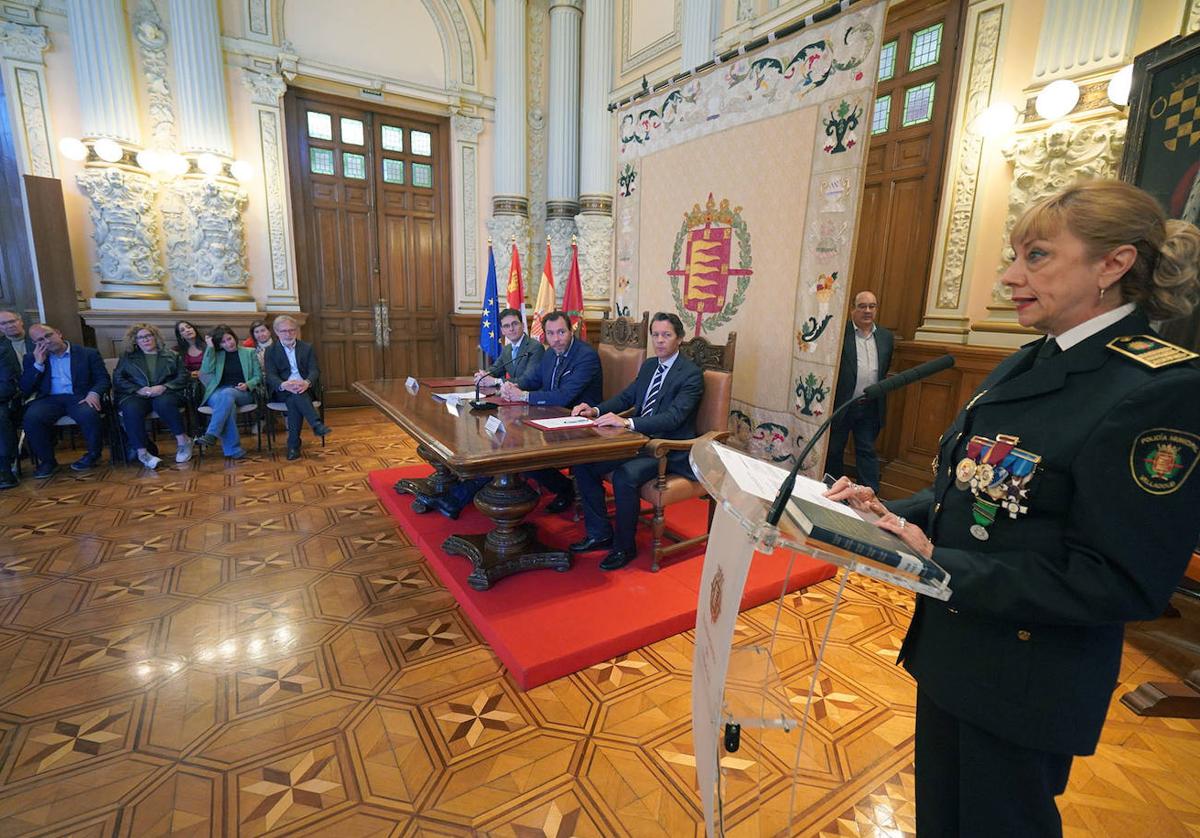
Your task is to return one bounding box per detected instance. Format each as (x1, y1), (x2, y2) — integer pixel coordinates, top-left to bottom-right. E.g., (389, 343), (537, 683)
(1107, 335), (1199, 368)
(1130, 429), (1200, 495)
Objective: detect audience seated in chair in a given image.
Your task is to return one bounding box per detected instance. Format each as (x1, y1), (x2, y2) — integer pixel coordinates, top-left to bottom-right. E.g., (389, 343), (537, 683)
(243, 319), (275, 371)
(113, 322), (192, 469)
(570, 312), (704, 570)
(19, 323), (111, 478)
(262, 314), (331, 460)
(0, 307), (32, 366)
(173, 319), (206, 378)
(0, 326), (19, 489)
(413, 309), (598, 519)
(194, 325), (261, 460)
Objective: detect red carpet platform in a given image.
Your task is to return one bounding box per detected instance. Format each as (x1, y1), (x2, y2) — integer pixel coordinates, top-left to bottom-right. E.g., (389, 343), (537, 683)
(369, 466), (837, 689)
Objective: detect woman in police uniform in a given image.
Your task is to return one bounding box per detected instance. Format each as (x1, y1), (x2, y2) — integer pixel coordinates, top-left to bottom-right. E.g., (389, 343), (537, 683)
(829, 179), (1200, 837)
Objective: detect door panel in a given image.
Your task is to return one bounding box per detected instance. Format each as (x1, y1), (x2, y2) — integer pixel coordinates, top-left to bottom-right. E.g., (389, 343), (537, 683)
(286, 90), (453, 405)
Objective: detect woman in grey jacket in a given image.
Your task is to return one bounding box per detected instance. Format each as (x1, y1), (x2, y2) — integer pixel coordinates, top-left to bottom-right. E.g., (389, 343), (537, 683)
(113, 323), (192, 468)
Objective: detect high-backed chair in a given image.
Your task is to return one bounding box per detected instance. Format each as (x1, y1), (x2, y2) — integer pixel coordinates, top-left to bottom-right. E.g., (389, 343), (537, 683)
(638, 332), (737, 571)
(598, 311), (649, 401)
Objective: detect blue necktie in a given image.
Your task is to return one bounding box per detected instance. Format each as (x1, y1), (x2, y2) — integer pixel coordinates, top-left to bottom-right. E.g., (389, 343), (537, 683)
(641, 364), (667, 416)
(551, 353), (563, 389)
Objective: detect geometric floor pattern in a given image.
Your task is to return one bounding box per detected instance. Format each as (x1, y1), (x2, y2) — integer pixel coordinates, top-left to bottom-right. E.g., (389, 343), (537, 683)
(0, 407), (1198, 836)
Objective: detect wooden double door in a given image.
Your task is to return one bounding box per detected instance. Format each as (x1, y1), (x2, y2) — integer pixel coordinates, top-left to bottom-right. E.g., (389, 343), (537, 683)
(286, 90), (453, 406)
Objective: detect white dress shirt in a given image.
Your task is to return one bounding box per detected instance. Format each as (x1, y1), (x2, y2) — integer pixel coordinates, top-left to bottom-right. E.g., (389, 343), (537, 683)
(851, 325), (880, 401)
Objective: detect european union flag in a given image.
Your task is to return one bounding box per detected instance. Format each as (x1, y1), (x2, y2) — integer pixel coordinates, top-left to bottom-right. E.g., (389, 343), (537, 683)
(479, 243), (502, 361)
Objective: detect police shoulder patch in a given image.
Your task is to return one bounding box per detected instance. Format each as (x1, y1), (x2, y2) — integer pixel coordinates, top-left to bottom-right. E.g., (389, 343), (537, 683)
(1130, 428), (1200, 495)
(1108, 335), (1199, 369)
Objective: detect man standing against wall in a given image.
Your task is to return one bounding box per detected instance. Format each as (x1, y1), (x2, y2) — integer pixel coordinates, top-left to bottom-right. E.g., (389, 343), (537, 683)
(825, 291), (893, 491)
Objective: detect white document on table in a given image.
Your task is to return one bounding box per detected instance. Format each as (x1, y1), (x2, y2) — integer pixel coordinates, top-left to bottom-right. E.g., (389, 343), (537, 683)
(526, 415), (595, 430)
(432, 390), (477, 403)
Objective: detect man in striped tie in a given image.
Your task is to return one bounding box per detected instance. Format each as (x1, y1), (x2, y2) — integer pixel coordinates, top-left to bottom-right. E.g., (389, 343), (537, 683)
(570, 312), (704, 570)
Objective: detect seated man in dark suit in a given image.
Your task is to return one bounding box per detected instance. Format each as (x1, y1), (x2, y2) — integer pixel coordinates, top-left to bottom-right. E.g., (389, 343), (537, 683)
(415, 310), (601, 519)
(473, 307), (544, 386)
(20, 323), (111, 477)
(569, 312), (703, 570)
(0, 337), (19, 488)
(263, 314), (331, 460)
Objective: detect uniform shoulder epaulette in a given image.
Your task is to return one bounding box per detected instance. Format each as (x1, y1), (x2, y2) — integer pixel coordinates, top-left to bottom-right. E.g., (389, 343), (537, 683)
(1106, 335), (1199, 369)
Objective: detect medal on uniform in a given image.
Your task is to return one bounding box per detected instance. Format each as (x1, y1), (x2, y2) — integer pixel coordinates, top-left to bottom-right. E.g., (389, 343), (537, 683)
(957, 436), (989, 489)
(970, 497), (998, 541)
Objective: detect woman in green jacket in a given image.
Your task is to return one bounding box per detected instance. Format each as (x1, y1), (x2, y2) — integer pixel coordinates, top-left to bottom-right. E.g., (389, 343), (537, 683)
(113, 322), (192, 468)
(194, 325), (261, 458)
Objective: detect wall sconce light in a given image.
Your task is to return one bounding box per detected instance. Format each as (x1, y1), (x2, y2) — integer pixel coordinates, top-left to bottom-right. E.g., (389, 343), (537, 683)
(970, 101), (1018, 137)
(197, 152), (223, 176)
(1035, 79), (1080, 121)
(58, 137), (88, 161)
(163, 152), (190, 177)
(230, 160), (255, 181)
(135, 148), (164, 173)
(1107, 65), (1133, 108)
(92, 138), (125, 163)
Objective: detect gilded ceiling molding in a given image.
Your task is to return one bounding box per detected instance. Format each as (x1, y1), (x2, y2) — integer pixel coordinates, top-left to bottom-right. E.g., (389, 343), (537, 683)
(934, 3), (1002, 311)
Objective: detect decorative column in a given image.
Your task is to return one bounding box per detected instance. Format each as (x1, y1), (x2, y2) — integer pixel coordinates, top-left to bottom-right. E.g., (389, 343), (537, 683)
(244, 65), (300, 310)
(681, 0), (719, 71)
(575, 0), (614, 309)
(169, 0), (254, 310)
(67, 0), (171, 310)
(0, 13), (54, 177)
(487, 0), (530, 285)
(545, 0), (582, 286)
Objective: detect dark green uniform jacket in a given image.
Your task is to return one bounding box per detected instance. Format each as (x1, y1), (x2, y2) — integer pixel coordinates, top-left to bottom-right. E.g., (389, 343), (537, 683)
(889, 309), (1200, 756)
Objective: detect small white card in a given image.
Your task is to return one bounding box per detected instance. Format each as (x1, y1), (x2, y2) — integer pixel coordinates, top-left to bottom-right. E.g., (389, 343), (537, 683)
(445, 399), (460, 416)
(484, 415), (505, 435)
(405, 376), (419, 392)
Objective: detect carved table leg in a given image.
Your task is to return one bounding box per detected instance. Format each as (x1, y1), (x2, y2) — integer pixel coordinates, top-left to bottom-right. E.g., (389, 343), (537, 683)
(442, 472), (572, 590)
(394, 442), (461, 513)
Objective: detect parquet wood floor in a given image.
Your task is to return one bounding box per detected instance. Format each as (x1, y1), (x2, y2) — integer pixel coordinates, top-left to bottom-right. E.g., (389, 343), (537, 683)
(0, 407), (1197, 836)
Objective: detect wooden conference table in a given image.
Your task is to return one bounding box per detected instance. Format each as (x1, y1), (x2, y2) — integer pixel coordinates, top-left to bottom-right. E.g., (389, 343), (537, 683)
(354, 377), (648, 590)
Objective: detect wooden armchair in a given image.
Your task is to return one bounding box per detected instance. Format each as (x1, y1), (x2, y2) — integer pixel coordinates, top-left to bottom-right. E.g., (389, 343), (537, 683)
(639, 332), (737, 571)
(598, 311), (649, 401)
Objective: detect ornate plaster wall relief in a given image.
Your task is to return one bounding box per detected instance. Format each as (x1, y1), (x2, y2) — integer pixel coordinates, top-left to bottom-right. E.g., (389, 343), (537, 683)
(573, 213), (613, 301)
(526, 0), (549, 286)
(1187, 0), (1200, 33)
(177, 179), (254, 303)
(241, 68), (296, 307)
(484, 214), (531, 291)
(935, 4), (1002, 310)
(76, 167), (170, 301)
(995, 117), (1126, 304)
(1, 20), (53, 177)
(452, 112), (485, 298)
(133, 0), (176, 152)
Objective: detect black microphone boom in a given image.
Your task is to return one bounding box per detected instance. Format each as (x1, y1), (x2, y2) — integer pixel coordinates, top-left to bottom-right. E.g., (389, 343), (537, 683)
(470, 374), (497, 411)
(764, 353), (955, 526)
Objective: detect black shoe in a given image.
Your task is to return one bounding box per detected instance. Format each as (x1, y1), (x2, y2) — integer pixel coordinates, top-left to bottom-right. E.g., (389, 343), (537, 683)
(71, 453), (100, 471)
(194, 433), (218, 447)
(599, 549), (636, 571)
(545, 491), (575, 514)
(0, 469), (16, 489)
(569, 535), (613, 554)
(33, 461), (57, 479)
(287, 447), (301, 460)
(313, 423), (332, 437)
(415, 491), (462, 520)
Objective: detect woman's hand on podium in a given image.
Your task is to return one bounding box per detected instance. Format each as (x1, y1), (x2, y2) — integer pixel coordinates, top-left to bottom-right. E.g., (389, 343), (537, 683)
(824, 476), (889, 518)
(877, 512), (934, 560)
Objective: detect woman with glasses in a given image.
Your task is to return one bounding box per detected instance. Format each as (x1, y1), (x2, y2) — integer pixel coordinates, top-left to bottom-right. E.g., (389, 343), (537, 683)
(113, 323), (192, 468)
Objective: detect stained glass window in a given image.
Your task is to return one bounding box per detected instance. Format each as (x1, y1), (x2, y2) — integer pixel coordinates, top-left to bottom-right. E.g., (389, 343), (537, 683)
(383, 159), (405, 184)
(307, 111), (332, 140)
(902, 82), (936, 127)
(878, 40), (897, 81)
(412, 162), (432, 188)
(909, 23), (943, 71)
(343, 152), (366, 179)
(381, 125), (404, 152)
(340, 117), (364, 146)
(871, 95), (892, 135)
(411, 130), (432, 156)
(309, 147), (334, 175)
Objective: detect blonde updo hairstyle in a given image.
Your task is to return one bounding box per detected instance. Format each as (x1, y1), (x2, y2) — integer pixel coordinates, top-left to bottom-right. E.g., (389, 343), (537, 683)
(1011, 179), (1200, 321)
(122, 322), (166, 355)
